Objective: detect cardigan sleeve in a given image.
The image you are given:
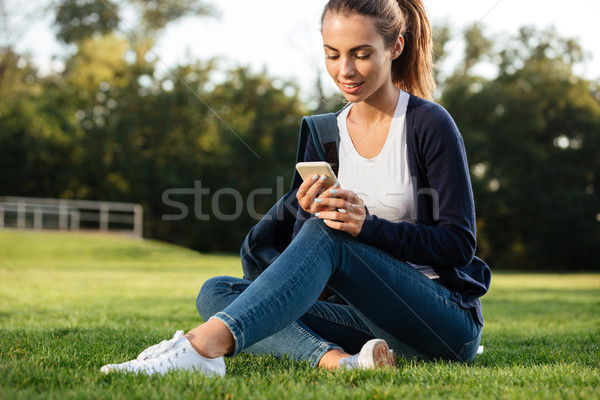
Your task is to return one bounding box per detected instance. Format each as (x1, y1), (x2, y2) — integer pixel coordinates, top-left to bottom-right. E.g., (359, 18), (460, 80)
(356, 100), (477, 269)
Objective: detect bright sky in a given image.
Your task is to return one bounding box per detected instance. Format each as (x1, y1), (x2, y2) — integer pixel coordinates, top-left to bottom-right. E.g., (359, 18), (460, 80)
(7, 0), (600, 99)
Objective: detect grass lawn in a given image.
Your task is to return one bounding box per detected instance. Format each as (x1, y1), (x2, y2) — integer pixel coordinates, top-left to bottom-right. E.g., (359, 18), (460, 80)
(1, 230), (598, 399)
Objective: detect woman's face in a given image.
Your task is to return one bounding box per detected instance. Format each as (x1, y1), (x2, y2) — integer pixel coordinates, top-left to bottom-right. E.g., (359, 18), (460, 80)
(321, 12), (402, 104)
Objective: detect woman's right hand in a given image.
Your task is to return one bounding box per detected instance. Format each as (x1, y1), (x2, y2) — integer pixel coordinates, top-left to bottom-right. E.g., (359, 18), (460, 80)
(296, 174), (338, 214)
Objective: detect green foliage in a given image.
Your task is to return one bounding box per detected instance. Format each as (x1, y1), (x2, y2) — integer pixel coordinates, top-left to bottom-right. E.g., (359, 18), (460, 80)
(53, 0), (214, 44)
(440, 26), (600, 270)
(128, 0), (215, 33)
(432, 23), (451, 65)
(462, 25), (492, 74)
(0, 231), (599, 399)
(54, 0), (121, 44)
(64, 33), (130, 90)
(0, 50), (82, 197)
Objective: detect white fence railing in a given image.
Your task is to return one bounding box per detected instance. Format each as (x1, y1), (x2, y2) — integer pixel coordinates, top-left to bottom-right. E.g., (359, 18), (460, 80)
(0, 196), (143, 237)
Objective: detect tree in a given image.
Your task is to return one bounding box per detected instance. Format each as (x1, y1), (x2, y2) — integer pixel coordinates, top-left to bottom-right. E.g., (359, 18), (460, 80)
(127, 0), (215, 34)
(54, 0), (121, 44)
(0, 50), (83, 198)
(440, 26), (600, 269)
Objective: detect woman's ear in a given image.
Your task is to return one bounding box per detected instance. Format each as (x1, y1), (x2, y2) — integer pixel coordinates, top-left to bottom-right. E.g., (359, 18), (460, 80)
(391, 35), (404, 60)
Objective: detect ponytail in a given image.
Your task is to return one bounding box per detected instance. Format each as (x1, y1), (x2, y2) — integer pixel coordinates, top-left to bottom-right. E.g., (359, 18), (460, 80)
(393, 0), (435, 100)
(322, 0), (435, 100)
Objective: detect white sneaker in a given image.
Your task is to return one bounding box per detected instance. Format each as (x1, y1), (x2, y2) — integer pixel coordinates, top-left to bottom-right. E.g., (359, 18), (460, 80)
(100, 331), (226, 376)
(339, 339), (396, 369)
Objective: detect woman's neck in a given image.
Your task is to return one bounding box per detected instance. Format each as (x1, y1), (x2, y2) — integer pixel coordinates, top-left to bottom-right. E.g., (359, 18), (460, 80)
(351, 83), (400, 125)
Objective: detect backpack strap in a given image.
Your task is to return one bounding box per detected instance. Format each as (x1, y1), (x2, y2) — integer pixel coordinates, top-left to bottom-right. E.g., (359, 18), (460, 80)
(293, 113), (340, 190)
(305, 113), (340, 171)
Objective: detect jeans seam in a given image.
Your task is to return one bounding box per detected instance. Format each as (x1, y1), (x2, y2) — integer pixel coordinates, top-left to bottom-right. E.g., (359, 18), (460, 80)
(305, 307), (374, 337)
(311, 343), (337, 367)
(454, 328), (482, 362)
(291, 321), (341, 367)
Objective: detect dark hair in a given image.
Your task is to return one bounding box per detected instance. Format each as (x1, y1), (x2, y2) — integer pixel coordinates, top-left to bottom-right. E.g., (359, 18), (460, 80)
(321, 0), (434, 100)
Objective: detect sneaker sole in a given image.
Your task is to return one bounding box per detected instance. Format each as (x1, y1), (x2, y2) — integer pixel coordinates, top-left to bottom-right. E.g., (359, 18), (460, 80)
(360, 339), (395, 368)
(371, 340), (395, 368)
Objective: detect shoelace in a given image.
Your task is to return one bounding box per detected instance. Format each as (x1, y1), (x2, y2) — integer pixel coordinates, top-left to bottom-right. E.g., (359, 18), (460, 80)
(137, 330), (185, 360)
(130, 351), (183, 373)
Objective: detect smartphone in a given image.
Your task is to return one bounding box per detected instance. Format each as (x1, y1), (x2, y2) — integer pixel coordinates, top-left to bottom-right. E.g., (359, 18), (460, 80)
(296, 161), (338, 188)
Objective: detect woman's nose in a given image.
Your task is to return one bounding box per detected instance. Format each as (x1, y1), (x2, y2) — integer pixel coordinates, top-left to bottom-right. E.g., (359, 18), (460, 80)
(340, 57), (355, 78)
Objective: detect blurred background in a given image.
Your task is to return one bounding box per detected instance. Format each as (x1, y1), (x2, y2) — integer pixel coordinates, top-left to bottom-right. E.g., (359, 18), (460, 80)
(0, 0), (598, 270)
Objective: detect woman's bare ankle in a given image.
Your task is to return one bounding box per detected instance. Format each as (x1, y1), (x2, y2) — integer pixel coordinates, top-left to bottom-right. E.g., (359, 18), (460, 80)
(318, 349), (351, 369)
(184, 319), (235, 359)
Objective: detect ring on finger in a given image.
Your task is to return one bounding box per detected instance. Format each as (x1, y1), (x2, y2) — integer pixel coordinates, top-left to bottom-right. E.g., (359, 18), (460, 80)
(349, 203), (355, 213)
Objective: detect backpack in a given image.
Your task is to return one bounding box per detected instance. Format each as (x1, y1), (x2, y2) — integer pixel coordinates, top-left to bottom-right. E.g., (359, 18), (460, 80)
(241, 113), (340, 281)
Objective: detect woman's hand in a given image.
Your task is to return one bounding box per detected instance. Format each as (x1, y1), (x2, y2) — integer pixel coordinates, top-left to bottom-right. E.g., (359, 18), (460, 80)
(296, 176), (366, 236)
(315, 187), (366, 237)
(296, 174), (336, 214)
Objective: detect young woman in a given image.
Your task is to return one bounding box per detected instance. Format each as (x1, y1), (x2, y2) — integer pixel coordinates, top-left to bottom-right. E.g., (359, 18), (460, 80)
(101, 0), (491, 376)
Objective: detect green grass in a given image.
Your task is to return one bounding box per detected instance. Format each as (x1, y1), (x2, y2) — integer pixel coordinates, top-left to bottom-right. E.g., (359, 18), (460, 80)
(1, 230), (598, 399)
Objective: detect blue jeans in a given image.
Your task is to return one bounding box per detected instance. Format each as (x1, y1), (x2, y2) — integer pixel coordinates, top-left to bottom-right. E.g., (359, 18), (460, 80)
(196, 218), (482, 367)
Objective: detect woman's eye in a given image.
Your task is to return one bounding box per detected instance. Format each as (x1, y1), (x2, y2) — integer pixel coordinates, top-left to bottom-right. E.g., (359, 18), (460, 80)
(355, 54), (371, 60)
(326, 54), (340, 60)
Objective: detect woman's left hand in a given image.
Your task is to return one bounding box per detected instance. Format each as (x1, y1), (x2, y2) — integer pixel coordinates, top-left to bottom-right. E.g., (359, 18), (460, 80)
(313, 187), (366, 237)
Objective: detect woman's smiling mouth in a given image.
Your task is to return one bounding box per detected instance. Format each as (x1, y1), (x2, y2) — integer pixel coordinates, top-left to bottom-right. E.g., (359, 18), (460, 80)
(340, 81), (364, 93)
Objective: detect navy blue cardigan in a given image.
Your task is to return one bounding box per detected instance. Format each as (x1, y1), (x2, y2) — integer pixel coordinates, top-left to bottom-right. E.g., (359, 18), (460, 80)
(293, 95), (491, 325)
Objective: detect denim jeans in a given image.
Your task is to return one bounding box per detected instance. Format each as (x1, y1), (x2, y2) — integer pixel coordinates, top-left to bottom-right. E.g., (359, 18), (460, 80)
(196, 218), (482, 367)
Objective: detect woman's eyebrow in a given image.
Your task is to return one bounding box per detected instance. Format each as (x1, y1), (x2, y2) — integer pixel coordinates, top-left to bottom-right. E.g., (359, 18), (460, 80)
(323, 44), (374, 52)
